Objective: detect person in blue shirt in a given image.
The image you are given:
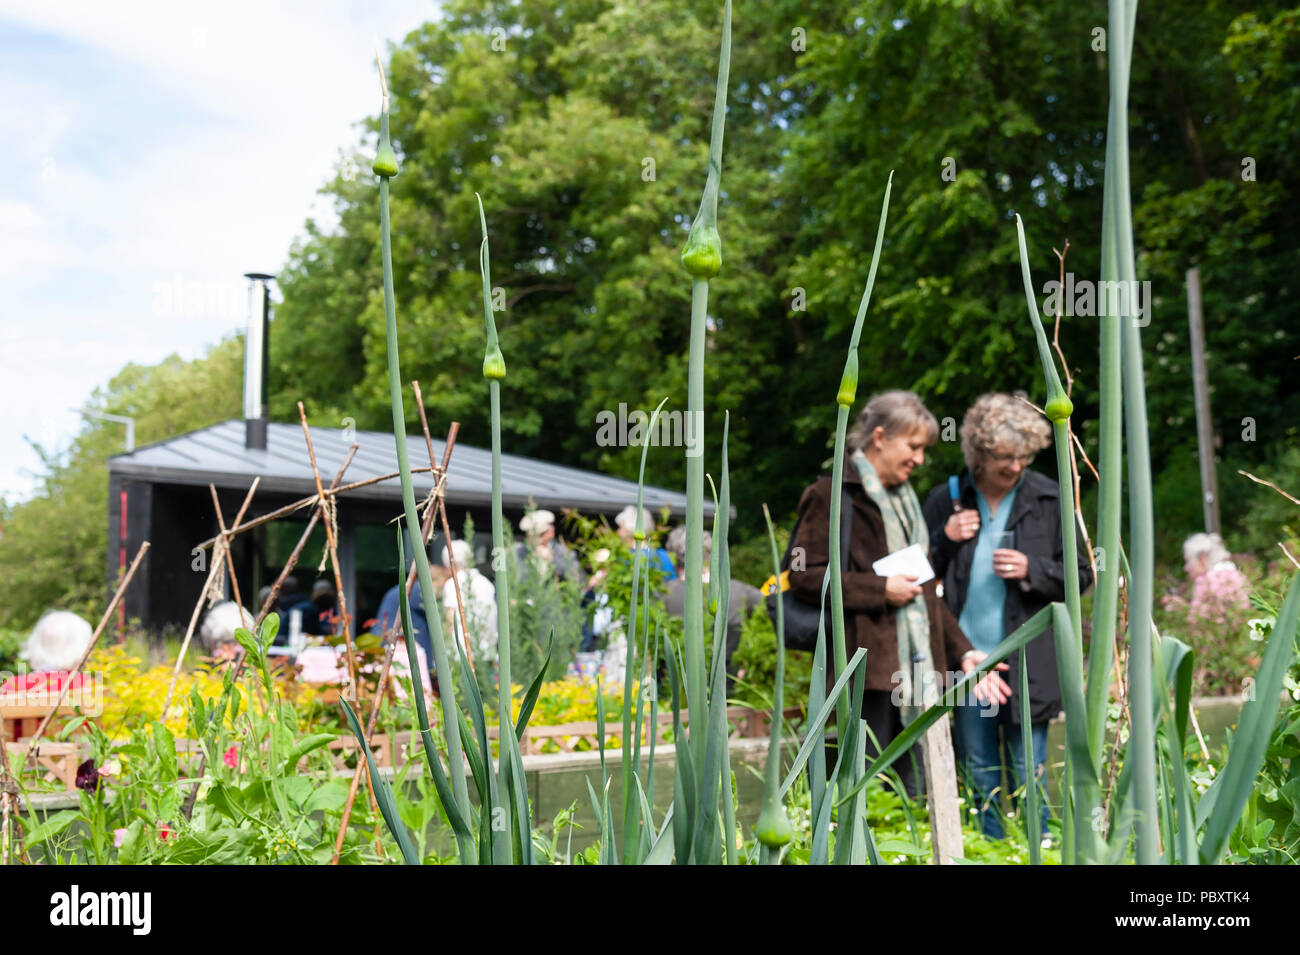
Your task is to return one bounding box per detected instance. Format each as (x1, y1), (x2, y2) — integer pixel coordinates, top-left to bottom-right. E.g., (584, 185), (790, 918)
(374, 571), (444, 678)
(614, 505), (675, 579)
(923, 392), (1094, 846)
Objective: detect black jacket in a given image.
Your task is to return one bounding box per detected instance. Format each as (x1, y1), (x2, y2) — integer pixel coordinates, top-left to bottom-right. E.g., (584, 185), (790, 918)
(922, 468), (1094, 725)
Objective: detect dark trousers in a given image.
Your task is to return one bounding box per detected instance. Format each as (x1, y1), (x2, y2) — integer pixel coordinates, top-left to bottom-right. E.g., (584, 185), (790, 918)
(860, 689), (925, 800)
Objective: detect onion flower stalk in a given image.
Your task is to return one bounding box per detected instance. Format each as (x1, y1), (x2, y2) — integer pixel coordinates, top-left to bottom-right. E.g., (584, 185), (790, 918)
(678, 0), (731, 779)
(371, 57), (473, 858)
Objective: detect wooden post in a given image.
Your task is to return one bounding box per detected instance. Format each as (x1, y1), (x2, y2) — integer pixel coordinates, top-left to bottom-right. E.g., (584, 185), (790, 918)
(1186, 267), (1221, 534)
(920, 713), (964, 864)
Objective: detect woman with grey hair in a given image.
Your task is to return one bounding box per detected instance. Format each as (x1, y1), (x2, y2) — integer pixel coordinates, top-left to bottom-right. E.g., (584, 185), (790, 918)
(1182, 532), (1234, 578)
(923, 392), (1093, 845)
(787, 390), (1011, 798)
(19, 610), (94, 672)
(1, 611), (94, 697)
(199, 601), (256, 661)
(615, 505), (675, 578)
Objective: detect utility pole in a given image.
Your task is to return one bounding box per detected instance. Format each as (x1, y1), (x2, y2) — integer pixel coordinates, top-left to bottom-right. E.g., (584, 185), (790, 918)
(73, 408), (136, 638)
(1186, 267), (1221, 534)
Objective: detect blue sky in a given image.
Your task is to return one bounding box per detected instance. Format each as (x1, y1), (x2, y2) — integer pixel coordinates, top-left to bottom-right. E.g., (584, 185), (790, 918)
(0, 1), (436, 502)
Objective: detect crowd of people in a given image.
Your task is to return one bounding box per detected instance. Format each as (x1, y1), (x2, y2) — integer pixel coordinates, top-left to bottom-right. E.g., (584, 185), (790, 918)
(3, 387), (1270, 852)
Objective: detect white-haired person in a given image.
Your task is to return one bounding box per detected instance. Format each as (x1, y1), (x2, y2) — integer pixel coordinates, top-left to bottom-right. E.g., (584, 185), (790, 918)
(441, 539), (499, 664)
(199, 601), (256, 662)
(1172, 532), (1250, 624)
(1, 610), (95, 696)
(514, 508), (584, 585)
(922, 392), (1094, 845)
(614, 505), (676, 578)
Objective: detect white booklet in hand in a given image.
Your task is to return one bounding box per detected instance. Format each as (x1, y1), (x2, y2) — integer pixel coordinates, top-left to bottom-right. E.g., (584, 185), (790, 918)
(871, 543), (935, 585)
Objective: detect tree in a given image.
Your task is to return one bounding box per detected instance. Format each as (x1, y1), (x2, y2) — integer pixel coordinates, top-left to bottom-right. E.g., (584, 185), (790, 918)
(0, 338), (244, 630)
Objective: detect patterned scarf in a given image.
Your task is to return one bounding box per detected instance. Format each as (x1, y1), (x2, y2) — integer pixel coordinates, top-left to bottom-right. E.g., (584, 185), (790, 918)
(850, 449), (935, 724)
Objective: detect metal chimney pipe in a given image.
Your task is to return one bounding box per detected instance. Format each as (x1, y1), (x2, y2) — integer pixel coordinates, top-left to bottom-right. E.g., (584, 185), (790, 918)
(243, 272), (275, 450)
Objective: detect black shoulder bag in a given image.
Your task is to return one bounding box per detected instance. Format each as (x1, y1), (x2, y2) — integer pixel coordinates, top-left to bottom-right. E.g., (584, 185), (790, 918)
(766, 488), (853, 652)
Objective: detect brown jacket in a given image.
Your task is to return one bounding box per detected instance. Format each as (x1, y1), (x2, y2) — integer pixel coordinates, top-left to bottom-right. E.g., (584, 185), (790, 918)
(788, 462), (972, 694)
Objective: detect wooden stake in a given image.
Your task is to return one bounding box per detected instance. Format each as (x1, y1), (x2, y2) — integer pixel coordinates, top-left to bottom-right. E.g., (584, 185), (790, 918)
(1186, 267), (1221, 534)
(920, 713), (964, 864)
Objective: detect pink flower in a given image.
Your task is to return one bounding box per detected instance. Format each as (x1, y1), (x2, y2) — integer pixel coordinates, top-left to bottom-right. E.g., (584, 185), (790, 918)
(113, 828), (129, 848)
(1188, 566), (1251, 624)
(222, 744), (238, 769)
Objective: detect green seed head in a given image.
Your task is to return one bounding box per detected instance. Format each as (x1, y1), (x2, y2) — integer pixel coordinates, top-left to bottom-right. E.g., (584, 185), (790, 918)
(633, 530), (645, 543)
(373, 144), (399, 179)
(1045, 392), (1073, 423)
(837, 352), (859, 408)
(681, 222), (722, 279)
(755, 799), (794, 849)
(482, 347), (506, 381)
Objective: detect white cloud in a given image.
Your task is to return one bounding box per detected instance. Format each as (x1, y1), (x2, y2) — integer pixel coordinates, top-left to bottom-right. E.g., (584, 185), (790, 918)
(0, 1), (439, 502)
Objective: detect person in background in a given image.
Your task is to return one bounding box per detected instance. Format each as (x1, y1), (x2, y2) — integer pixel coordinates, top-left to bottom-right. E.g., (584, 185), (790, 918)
(789, 390), (1010, 799)
(922, 392), (1093, 844)
(199, 601), (256, 662)
(579, 547), (615, 653)
(1, 611), (95, 695)
(662, 525), (763, 689)
(1170, 532), (1250, 623)
(256, 585), (288, 647)
(276, 577), (320, 638)
(311, 580), (340, 634)
(441, 539), (498, 664)
(515, 508), (585, 585)
(614, 505), (676, 579)
(374, 564), (448, 677)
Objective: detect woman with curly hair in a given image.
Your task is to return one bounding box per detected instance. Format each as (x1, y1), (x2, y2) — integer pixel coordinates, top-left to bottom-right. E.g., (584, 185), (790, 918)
(788, 390), (1011, 799)
(922, 392), (1093, 844)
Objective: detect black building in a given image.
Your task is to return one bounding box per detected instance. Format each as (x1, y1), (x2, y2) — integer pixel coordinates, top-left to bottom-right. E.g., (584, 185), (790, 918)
(107, 419), (701, 634)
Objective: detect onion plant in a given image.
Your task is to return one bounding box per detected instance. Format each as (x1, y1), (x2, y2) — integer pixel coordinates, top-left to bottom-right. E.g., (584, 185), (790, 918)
(677, 0), (731, 777)
(370, 63), (473, 862)
(343, 0), (1300, 868)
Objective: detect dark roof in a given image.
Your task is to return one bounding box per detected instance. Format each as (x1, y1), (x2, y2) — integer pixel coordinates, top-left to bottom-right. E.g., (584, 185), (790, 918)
(107, 420), (708, 518)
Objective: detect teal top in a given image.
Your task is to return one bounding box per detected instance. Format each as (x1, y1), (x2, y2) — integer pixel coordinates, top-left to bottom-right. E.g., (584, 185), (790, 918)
(957, 481), (1020, 653)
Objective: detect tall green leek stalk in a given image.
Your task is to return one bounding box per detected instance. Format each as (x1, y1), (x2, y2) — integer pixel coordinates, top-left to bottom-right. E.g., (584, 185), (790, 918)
(1106, 0), (1159, 865)
(477, 195), (535, 864)
(679, 0), (731, 776)
(373, 69), (473, 855)
(1014, 216), (1100, 862)
(827, 173), (892, 720)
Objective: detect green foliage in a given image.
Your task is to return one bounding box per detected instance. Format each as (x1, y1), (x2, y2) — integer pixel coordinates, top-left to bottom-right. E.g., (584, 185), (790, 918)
(18, 642), (388, 865)
(729, 604), (812, 712)
(0, 337), (244, 631)
(768, 772), (1057, 866)
(1214, 575), (1300, 864)
(1223, 446), (1300, 558)
(498, 533), (589, 683)
(0, 627), (25, 673)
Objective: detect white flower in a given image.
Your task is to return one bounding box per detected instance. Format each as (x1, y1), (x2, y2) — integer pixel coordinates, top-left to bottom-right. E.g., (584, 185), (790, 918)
(1246, 618), (1271, 642)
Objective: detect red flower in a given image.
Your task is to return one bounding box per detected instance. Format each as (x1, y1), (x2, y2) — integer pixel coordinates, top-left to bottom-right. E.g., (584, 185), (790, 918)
(222, 744), (239, 769)
(157, 824), (174, 841)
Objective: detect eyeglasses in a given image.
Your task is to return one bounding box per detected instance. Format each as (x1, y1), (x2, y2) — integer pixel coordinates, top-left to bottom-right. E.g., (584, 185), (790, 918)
(986, 451), (1034, 465)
